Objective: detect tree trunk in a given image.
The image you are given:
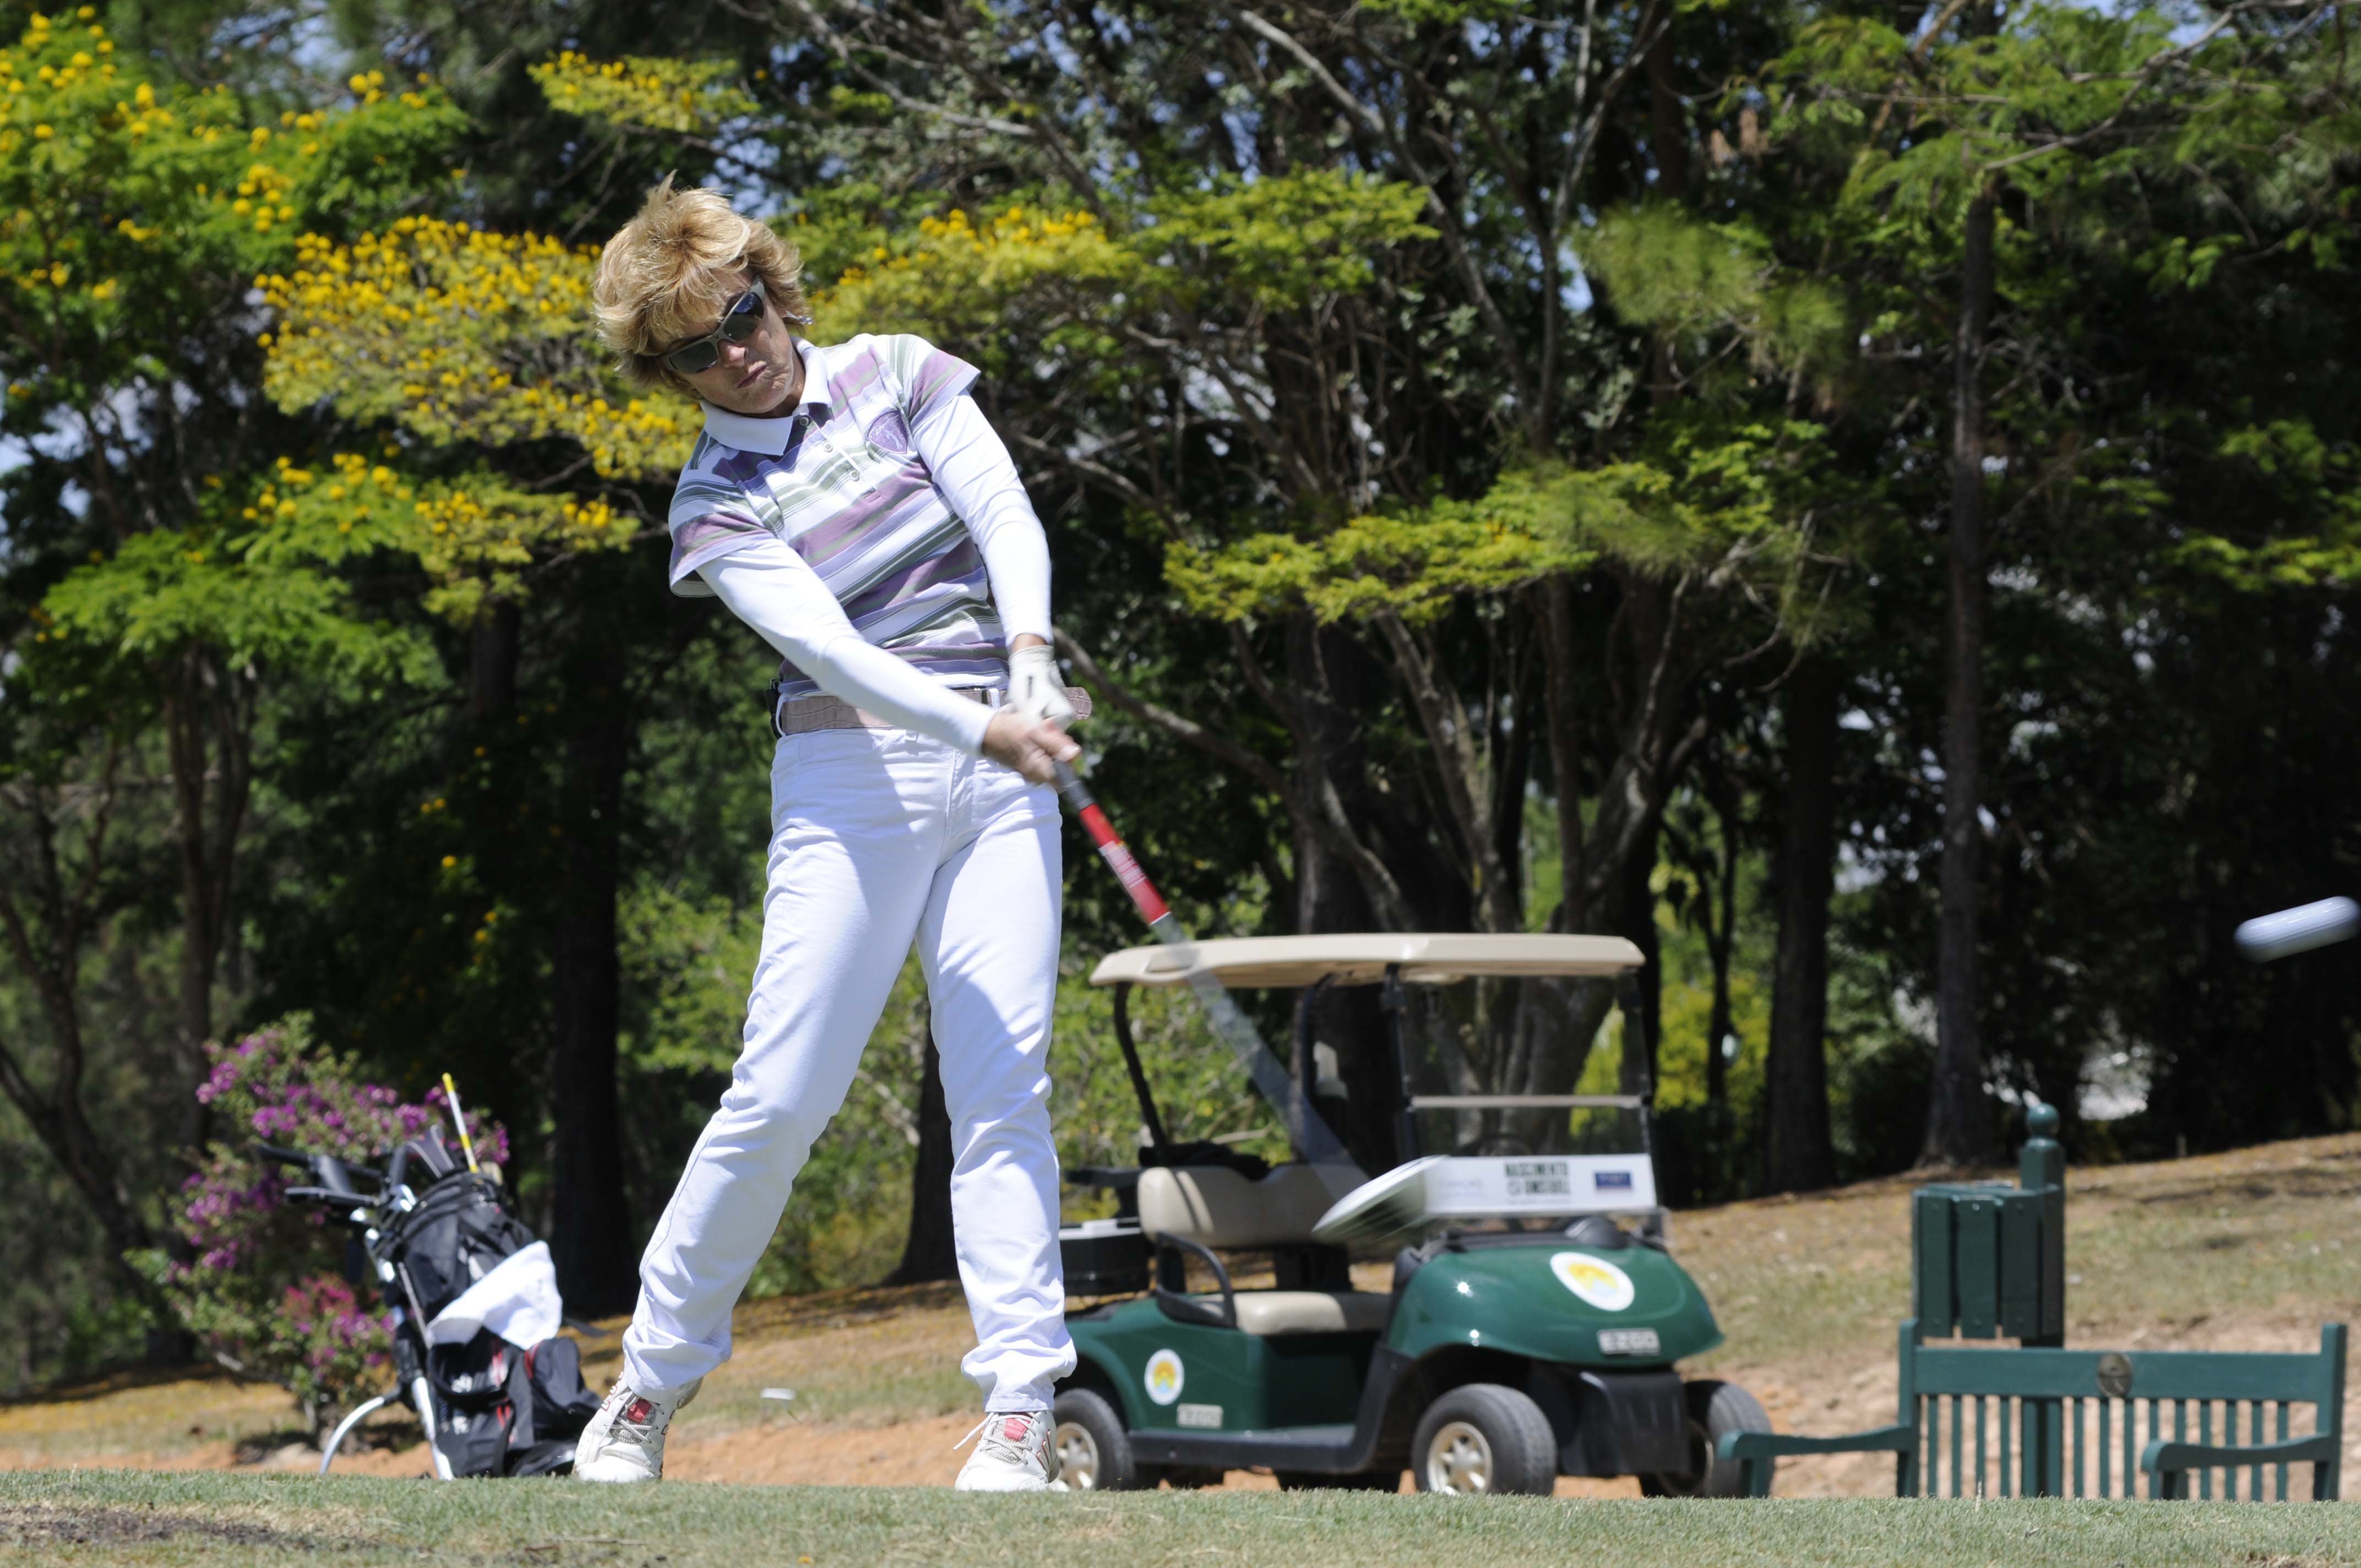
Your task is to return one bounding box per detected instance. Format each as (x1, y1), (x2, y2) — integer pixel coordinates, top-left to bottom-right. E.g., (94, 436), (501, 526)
(1923, 187), (1996, 1169)
(887, 1025), (958, 1285)
(1701, 797), (1737, 1112)
(1765, 657), (1840, 1192)
(550, 643), (638, 1313)
(1537, 578), (1589, 935)
(0, 750), (179, 1354)
(1283, 618), (1403, 1173)
(1618, 820), (1662, 1098)
(162, 647), (253, 1150)
(468, 600), (521, 723)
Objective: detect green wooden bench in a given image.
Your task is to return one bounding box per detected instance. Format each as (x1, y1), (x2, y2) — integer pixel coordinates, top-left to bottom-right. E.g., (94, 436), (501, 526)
(1721, 1319), (2346, 1499)
(1716, 1107), (2347, 1500)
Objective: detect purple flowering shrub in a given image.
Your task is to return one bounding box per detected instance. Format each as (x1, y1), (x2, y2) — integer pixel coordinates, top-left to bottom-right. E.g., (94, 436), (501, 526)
(161, 1018), (507, 1436)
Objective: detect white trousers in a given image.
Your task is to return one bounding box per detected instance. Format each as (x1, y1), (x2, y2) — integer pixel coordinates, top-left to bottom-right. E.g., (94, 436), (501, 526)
(621, 726), (1075, 1410)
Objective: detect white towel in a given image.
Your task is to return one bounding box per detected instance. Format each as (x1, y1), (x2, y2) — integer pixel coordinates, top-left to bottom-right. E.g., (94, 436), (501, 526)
(424, 1240), (563, 1348)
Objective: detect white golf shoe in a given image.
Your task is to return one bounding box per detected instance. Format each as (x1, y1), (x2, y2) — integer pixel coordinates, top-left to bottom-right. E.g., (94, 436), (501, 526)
(573, 1375), (701, 1482)
(953, 1409), (1060, 1492)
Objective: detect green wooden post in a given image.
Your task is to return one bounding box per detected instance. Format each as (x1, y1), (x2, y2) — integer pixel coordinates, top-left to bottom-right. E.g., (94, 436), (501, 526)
(2020, 1102), (2066, 1344)
(1897, 1319), (1923, 1497)
(1956, 1196), (2000, 1338)
(1913, 1190), (1956, 1337)
(2017, 1102), (2066, 1493)
(2318, 1323), (2347, 1501)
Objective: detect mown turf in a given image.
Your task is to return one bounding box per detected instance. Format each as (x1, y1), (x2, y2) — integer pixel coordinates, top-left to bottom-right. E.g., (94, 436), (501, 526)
(4, 1470), (2358, 1567)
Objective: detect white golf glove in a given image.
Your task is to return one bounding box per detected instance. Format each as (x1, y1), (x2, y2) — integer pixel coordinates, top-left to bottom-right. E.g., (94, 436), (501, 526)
(1005, 644), (1076, 727)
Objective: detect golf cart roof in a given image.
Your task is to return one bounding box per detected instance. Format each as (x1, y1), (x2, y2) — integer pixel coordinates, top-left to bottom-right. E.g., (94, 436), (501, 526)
(1086, 933), (1646, 990)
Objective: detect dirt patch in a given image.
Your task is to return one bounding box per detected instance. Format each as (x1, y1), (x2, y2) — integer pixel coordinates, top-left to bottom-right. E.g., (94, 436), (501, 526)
(0, 1502), (311, 1548)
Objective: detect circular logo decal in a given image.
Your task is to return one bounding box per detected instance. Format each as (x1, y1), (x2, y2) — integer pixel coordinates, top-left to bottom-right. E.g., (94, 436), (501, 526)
(1143, 1348), (1185, 1406)
(1551, 1251), (1636, 1312)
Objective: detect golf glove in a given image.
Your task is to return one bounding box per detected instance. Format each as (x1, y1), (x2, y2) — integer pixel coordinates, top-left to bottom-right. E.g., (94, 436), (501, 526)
(1005, 644), (1076, 727)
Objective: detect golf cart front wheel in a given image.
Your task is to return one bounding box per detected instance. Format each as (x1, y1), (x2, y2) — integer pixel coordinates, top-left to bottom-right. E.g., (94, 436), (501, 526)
(1638, 1379), (1772, 1498)
(1411, 1384), (1558, 1496)
(1051, 1388), (1145, 1491)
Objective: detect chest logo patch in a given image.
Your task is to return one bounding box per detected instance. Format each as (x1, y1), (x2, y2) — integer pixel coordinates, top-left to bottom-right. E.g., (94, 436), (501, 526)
(1144, 1348), (1185, 1406)
(1551, 1252), (1636, 1313)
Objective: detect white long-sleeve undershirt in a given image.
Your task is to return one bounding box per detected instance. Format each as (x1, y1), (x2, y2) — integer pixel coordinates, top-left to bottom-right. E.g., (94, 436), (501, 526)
(910, 392), (1052, 644)
(700, 540), (997, 753)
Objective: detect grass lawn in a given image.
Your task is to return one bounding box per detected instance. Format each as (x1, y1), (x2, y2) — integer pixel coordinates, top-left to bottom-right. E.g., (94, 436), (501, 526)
(8, 1133), (2359, 1496)
(6, 1469), (2360, 1567)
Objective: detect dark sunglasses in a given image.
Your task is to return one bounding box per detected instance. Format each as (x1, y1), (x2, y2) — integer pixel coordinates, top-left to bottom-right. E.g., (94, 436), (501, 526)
(661, 279), (770, 376)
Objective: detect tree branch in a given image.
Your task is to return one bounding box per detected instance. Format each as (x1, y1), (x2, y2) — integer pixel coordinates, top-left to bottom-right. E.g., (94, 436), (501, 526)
(1054, 630), (1288, 798)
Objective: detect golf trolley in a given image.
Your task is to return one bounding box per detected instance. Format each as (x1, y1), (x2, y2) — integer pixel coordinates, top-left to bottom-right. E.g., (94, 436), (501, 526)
(264, 1130), (600, 1478)
(1052, 933), (1774, 1497)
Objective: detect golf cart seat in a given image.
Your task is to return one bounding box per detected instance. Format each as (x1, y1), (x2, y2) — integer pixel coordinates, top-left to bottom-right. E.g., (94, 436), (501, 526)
(1137, 1163), (1365, 1249)
(1138, 1163), (1391, 1336)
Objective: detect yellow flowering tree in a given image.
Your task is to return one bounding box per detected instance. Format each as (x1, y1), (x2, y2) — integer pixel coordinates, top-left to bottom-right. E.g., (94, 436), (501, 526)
(527, 51), (759, 140)
(257, 219), (692, 487)
(252, 219), (664, 623)
(0, 9), (465, 1307)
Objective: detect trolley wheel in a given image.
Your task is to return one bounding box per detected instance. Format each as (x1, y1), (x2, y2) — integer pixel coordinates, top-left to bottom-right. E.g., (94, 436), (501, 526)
(1410, 1383), (1558, 1496)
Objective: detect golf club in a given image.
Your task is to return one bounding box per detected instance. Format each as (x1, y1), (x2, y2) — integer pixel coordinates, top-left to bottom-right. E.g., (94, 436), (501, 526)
(1051, 759), (1353, 1168)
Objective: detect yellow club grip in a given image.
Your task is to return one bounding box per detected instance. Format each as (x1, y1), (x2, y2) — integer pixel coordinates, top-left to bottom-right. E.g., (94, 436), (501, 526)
(440, 1072), (481, 1173)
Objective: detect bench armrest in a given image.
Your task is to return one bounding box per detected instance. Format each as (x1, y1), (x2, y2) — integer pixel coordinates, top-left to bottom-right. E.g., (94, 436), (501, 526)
(2140, 1436), (2338, 1499)
(1716, 1424), (1914, 1498)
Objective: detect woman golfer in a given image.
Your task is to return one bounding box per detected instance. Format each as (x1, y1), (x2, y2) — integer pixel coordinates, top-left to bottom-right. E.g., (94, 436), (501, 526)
(573, 179), (1081, 1491)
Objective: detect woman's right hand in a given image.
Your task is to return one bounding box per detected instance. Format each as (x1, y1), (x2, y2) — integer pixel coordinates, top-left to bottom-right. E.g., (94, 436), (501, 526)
(981, 712), (1080, 785)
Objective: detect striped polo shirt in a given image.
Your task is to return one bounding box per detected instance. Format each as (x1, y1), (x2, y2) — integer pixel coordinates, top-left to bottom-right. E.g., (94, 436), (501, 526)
(666, 333), (1008, 695)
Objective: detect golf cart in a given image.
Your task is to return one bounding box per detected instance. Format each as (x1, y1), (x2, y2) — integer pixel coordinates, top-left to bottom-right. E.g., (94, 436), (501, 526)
(1052, 933), (1772, 1496)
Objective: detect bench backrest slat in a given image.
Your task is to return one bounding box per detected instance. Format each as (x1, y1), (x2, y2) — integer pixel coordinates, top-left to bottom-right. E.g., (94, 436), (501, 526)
(1914, 1346), (2336, 1403)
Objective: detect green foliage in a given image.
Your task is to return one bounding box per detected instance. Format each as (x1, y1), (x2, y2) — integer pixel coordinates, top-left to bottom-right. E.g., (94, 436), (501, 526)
(1167, 467), (1592, 624)
(1145, 171), (1437, 314)
(36, 508), (431, 683)
(1581, 204), (1845, 386)
(812, 172), (1434, 391)
(815, 203), (1143, 386)
(1170, 415), (1843, 635)
(2171, 422), (2361, 590)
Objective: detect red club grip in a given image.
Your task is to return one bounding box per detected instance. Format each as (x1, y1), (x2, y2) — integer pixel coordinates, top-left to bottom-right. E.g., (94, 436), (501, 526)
(1077, 804), (1171, 924)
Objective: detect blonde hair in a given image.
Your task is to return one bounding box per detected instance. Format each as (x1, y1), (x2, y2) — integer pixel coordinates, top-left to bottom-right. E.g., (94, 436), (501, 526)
(592, 176), (809, 395)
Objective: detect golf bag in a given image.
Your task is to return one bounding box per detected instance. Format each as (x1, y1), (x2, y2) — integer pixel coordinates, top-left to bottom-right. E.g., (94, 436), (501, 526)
(270, 1129), (602, 1478)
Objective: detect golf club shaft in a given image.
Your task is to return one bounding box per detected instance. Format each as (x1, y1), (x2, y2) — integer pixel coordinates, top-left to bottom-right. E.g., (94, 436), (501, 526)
(439, 1072), (480, 1173)
(1053, 760), (1351, 1167)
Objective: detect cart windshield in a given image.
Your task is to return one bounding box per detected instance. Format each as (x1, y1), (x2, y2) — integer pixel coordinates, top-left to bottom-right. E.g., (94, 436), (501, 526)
(1388, 972), (1638, 1158)
(1409, 1098), (1647, 1161)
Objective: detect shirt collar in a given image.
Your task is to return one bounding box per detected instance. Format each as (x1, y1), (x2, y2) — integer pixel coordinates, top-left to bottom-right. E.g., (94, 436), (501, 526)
(698, 339), (833, 455)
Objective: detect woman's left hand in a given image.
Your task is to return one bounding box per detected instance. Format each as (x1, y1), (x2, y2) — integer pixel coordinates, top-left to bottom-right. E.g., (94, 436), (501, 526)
(1005, 643), (1076, 727)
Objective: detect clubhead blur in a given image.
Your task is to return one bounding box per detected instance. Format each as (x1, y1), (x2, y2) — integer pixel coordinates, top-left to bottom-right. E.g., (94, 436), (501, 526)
(2235, 897), (2360, 962)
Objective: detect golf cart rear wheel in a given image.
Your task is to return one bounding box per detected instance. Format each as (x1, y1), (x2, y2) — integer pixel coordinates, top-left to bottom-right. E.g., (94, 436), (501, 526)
(1638, 1379), (1772, 1498)
(1051, 1389), (1145, 1491)
(1411, 1384), (1558, 1496)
